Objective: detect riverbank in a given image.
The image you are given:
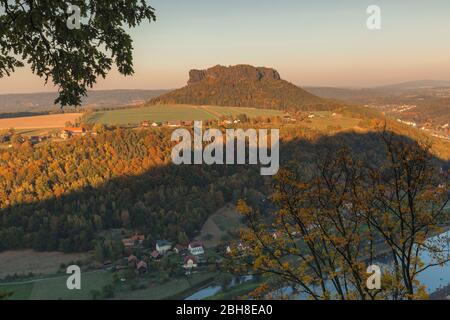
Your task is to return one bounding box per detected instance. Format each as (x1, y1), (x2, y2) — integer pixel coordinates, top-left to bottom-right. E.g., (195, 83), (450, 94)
(430, 283), (450, 300)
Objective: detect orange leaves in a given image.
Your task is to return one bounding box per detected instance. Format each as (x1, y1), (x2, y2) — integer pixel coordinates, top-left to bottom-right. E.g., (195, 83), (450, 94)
(237, 199), (252, 216)
(248, 283), (270, 300)
(234, 129), (449, 300)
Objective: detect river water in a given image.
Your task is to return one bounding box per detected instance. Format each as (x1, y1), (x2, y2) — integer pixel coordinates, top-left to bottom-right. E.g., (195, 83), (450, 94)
(187, 231), (449, 300)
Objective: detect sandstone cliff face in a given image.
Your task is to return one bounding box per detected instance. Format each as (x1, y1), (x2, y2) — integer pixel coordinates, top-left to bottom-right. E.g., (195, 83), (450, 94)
(188, 69), (207, 84)
(149, 64), (333, 111)
(188, 65), (281, 84)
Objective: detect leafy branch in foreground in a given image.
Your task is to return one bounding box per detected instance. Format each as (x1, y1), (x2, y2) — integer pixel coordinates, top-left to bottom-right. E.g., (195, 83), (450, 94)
(0, 0), (156, 107)
(231, 132), (449, 300)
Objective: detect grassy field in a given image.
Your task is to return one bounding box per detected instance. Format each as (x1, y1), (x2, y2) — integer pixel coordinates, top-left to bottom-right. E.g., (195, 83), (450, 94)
(199, 204), (244, 248)
(301, 112), (362, 131)
(0, 270), (113, 300)
(0, 250), (92, 279)
(113, 272), (217, 300)
(0, 268), (220, 300)
(13, 128), (60, 138)
(0, 113), (82, 130)
(87, 104), (284, 125)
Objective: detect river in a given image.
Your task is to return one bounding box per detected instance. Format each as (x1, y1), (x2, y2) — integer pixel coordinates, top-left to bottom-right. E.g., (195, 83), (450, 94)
(187, 231), (449, 300)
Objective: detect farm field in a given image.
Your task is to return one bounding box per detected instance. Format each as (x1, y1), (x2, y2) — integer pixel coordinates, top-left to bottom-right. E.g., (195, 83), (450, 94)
(86, 104), (285, 125)
(113, 272), (217, 300)
(0, 113), (82, 130)
(14, 128), (60, 137)
(301, 112), (362, 131)
(0, 250), (92, 279)
(1, 268), (218, 300)
(0, 270), (113, 300)
(199, 204), (244, 248)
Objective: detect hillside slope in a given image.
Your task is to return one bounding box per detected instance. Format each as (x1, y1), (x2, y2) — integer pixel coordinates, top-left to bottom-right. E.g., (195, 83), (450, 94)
(149, 65), (338, 111)
(0, 89), (170, 114)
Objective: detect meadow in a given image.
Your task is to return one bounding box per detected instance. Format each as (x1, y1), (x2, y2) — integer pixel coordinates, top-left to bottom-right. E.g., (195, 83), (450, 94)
(0, 267), (219, 300)
(0, 113), (82, 130)
(301, 112), (362, 131)
(0, 250), (91, 279)
(86, 104), (285, 125)
(199, 205), (244, 248)
(0, 270), (113, 300)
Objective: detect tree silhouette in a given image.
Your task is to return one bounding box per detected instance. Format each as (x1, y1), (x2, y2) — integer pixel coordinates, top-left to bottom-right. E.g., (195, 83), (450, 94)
(0, 0), (156, 106)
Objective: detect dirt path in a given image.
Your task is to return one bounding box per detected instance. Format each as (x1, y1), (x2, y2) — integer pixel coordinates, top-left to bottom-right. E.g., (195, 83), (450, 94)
(197, 106), (222, 120)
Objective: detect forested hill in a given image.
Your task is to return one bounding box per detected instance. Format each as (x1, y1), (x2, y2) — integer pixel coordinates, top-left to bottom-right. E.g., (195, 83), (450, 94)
(0, 120), (448, 253)
(0, 90), (170, 114)
(0, 128), (266, 252)
(148, 65), (340, 111)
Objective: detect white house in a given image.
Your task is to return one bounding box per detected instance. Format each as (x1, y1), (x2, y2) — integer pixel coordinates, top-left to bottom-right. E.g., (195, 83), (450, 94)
(183, 256), (198, 269)
(156, 240), (172, 254)
(188, 241), (205, 256)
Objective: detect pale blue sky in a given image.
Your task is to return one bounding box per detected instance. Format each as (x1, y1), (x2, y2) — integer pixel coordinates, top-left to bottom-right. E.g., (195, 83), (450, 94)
(1, 0), (450, 93)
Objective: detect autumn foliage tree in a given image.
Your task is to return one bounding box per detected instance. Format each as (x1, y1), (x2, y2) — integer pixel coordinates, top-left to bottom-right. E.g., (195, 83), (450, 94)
(234, 131), (449, 300)
(0, 128), (264, 252)
(0, 0), (156, 106)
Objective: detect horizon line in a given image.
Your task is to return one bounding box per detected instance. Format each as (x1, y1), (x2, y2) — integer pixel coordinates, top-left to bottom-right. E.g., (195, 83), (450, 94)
(2, 79), (450, 97)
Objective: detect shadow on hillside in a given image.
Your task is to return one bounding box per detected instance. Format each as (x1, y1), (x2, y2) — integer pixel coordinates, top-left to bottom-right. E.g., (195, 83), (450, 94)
(0, 129), (448, 252)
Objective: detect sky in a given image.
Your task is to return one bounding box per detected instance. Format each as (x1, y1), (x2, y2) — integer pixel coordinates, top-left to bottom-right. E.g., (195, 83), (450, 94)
(1, 0), (450, 93)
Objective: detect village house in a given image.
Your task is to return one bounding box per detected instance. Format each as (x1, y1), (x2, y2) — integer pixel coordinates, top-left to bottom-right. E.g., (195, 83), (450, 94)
(0, 134), (10, 143)
(60, 127), (86, 139)
(151, 250), (162, 261)
(152, 122), (162, 127)
(183, 255), (198, 270)
(156, 240), (172, 254)
(174, 244), (187, 254)
(282, 116), (297, 123)
(122, 234), (145, 249)
(141, 120), (150, 127)
(441, 165), (450, 178)
(127, 255), (138, 267)
(181, 120), (194, 126)
(226, 242), (249, 255)
(188, 241), (205, 256)
(133, 234), (145, 244)
(272, 231), (284, 240)
(167, 120), (181, 128)
(136, 260), (148, 274)
(60, 130), (70, 140)
(29, 136), (42, 145)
